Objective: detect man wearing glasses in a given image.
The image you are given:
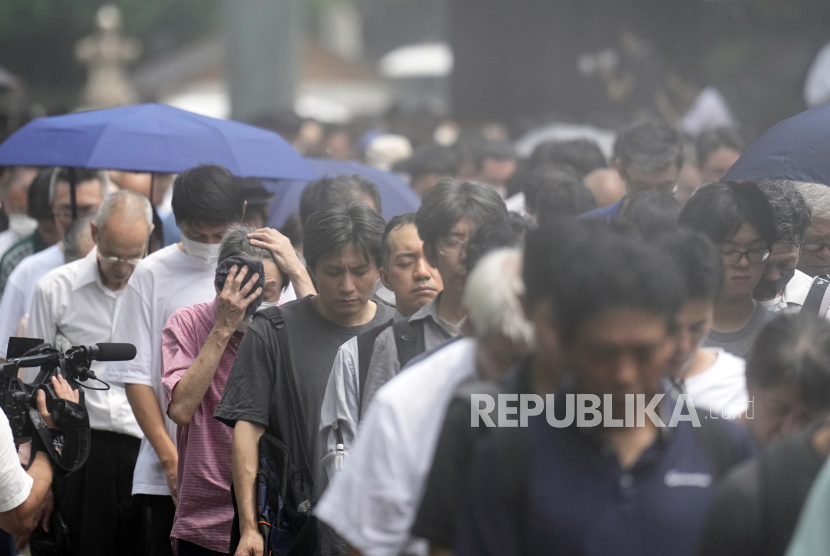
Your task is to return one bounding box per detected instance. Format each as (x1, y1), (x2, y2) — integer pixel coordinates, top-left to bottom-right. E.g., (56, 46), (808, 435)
(753, 180), (814, 314)
(357, 179), (507, 411)
(24, 190), (153, 555)
(679, 180), (778, 358)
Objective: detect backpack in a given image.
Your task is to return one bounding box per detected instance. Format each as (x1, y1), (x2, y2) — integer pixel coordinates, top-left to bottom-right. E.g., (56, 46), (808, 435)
(230, 306), (318, 556)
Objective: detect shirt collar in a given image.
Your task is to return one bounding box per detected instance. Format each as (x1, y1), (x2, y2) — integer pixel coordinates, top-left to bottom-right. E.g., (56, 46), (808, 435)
(409, 292), (441, 324)
(72, 246), (101, 292)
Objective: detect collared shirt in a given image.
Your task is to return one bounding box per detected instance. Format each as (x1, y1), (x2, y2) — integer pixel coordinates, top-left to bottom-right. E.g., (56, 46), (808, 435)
(361, 293), (460, 413)
(579, 196), (625, 223)
(0, 242), (63, 359)
(26, 247), (141, 438)
(161, 297), (239, 553)
(757, 269), (813, 314)
(315, 338), (478, 556)
(456, 397), (755, 556)
(108, 244), (217, 496)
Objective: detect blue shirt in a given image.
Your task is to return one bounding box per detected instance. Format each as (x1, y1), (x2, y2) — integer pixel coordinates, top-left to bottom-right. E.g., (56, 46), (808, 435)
(455, 400), (754, 556)
(580, 196), (625, 223)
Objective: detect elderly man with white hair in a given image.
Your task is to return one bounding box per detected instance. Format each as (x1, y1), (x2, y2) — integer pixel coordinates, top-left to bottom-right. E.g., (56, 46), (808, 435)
(24, 189), (153, 555)
(795, 182), (830, 279)
(315, 245), (533, 556)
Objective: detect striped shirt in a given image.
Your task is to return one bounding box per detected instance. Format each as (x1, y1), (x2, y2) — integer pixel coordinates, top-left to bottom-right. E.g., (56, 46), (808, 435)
(162, 297), (240, 553)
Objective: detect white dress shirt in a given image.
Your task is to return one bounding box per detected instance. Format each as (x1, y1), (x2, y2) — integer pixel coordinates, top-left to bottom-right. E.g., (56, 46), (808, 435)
(107, 244), (216, 496)
(26, 247), (142, 438)
(316, 338), (477, 556)
(0, 243), (63, 359)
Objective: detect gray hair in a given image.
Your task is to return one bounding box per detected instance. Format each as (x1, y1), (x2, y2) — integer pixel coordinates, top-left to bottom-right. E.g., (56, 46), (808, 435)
(48, 167), (111, 202)
(758, 179), (812, 242)
(218, 224), (277, 267)
(95, 190), (153, 235)
(463, 248), (534, 347)
(63, 214), (95, 263)
(795, 181), (830, 221)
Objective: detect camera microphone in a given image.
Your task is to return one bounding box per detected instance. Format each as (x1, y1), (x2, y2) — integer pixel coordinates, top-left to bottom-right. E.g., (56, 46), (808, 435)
(66, 343), (137, 363)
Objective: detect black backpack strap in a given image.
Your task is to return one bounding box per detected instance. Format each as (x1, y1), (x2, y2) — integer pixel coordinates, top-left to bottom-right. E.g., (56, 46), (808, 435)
(259, 306), (315, 496)
(356, 320), (394, 417)
(694, 416), (740, 482)
(393, 318), (426, 369)
(801, 275), (830, 315)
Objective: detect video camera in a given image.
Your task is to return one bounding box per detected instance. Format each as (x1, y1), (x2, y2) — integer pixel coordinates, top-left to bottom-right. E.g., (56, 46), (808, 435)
(0, 337), (136, 475)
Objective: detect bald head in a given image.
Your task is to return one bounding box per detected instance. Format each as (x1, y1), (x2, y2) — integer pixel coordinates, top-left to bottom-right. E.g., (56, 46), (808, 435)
(92, 190), (154, 290)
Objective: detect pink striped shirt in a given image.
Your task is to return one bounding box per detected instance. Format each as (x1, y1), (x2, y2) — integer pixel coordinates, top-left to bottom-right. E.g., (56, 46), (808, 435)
(162, 297), (240, 553)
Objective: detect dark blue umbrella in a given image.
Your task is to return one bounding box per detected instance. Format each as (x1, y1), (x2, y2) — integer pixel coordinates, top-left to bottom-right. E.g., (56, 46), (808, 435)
(265, 158), (421, 228)
(0, 103), (316, 180)
(723, 102), (830, 185)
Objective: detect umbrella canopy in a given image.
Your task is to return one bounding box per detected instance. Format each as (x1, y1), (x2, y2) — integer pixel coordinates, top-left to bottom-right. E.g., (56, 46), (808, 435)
(265, 158), (420, 228)
(0, 103), (317, 180)
(723, 102), (830, 186)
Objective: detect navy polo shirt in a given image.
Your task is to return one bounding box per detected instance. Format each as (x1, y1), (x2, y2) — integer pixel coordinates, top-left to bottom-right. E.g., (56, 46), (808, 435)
(455, 399), (754, 556)
(579, 196), (625, 222)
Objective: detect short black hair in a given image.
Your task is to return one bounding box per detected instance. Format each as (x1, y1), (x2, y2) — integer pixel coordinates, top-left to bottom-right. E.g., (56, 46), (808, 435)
(303, 201), (385, 272)
(381, 212), (417, 268)
(695, 127), (743, 168)
(299, 177), (335, 230)
(531, 165), (596, 224)
(746, 314), (830, 412)
(405, 143), (458, 180)
(466, 213), (533, 273)
(656, 229), (723, 302)
(321, 174), (382, 216)
(523, 220), (683, 343)
(472, 138), (516, 169)
(171, 165), (244, 226)
(415, 179), (507, 247)
(613, 120), (683, 172)
(623, 192), (681, 240)
(28, 168), (54, 220)
(679, 180), (777, 248)
(757, 179), (812, 243)
(528, 139), (607, 178)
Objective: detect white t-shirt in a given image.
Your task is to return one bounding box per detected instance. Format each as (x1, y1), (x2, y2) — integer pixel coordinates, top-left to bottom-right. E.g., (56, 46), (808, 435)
(678, 86), (736, 136)
(0, 243), (64, 359)
(107, 244), (216, 496)
(27, 248), (141, 438)
(684, 348), (747, 420)
(805, 41), (830, 109)
(316, 338), (477, 556)
(0, 410), (33, 512)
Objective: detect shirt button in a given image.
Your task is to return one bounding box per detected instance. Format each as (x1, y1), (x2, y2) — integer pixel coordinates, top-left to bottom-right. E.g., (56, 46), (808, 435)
(619, 473), (634, 489)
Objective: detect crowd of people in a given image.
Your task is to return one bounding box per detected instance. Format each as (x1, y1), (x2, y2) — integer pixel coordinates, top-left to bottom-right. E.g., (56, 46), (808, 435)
(2, 102), (830, 556)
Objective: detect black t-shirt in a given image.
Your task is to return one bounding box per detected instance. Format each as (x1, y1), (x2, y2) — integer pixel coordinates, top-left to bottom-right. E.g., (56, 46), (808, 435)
(697, 422), (828, 556)
(214, 295), (394, 499)
(410, 362), (531, 548)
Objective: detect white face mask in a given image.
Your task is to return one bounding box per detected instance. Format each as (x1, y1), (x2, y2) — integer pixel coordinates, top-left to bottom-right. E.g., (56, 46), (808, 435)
(181, 236), (220, 268)
(7, 214), (37, 238)
(257, 300), (279, 311)
(237, 314), (253, 333)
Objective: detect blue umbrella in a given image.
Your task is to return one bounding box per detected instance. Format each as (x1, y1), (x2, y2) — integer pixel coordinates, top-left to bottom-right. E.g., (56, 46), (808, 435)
(723, 102), (830, 186)
(265, 158), (421, 228)
(0, 103), (316, 180)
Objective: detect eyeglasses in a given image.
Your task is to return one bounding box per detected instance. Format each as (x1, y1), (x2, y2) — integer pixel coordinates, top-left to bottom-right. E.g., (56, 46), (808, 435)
(720, 247), (770, 266)
(437, 237), (467, 257)
(802, 241), (830, 253)
(98, 247), (146, 267)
